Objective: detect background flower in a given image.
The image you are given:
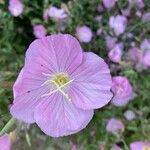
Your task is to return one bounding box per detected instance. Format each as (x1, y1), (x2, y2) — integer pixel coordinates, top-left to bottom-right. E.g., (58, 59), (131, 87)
(48, 6), (67, 20)
(0, 135), (11, 150)
(8, 0), (24, 17)
(109, 15), (128, 36)
(111, 76), (136, 107)
(76, 26), (93, 43)
(124, 110), (136, 121)
(33, 25), (47, 39)
(102, 0), (117, 9)
(106, 118), (125, 134)
(130, 141), (150, 150)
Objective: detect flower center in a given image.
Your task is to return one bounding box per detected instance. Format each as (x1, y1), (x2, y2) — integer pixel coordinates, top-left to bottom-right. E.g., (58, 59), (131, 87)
(41, 73), (73, 101)
(143, 146), (150, 150)
(53, 74), (69, 87)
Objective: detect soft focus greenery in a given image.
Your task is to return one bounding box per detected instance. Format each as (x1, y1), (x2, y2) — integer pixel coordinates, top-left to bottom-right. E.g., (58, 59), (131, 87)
(0, 0), (150, 150)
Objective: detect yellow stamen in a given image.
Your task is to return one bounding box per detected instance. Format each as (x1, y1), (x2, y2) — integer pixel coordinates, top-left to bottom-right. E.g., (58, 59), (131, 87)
(143, 146), (150, 150)
(41, 73), (73, 101)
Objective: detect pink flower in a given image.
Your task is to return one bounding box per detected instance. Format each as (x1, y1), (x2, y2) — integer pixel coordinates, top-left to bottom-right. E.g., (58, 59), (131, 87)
(8, 0), (24, 17)
(121, 6), (132, 16)
(111, 144), (122, 150)
(102, 0), (117, 9)
(136, 11), (142, 18)
(109, 15), (128, 36)
(48, 6), (67, 20)
(106, 118), (125, 134)
(142, 12), (150, 23)
(128, 0), (145, 9)
(33, 25), (47, 39)
(142, 50), (150, 68)
(140, 39), (150, 51)
(130, 141), (150, 150)
(10, 34), (112, 137)
(76, 26), (93, 43)
(124, 110), (136, 121)
(0, 135), (11, 150)
(128, 47), (143, 64)
(105, 36), (117, 50)
(108, 43), (123, 63)
(111, 76), (135, 107)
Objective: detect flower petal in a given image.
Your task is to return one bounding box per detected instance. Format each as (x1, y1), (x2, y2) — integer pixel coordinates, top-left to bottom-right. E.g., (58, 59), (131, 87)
(25, 34), (83, 75)
(10, 84), (50, 123)
(34, 93), (93, 137)
(10, 67), (51, 123)
(70, 52), (113, 110)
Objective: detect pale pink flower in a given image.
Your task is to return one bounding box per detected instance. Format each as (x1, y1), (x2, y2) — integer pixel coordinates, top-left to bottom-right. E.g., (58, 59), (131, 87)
(33, 25), (47, 39)
(109, 15), (128, 36)
(142, 12), (150, 23)
(121, 6), (131, 16)
(103, 0), (117, 9)
(0, 135), (11, 150)
(128, 0), (145, 9)
(130, 141), (150, 150)
(48, 6), (67, 20)
(10, 34), (112, 137)
(76, 26), (93, 43)
(8, 0), (24, 17)
(106, 118), (125, 134)
(108, 43), (123, 63)
(105, 36), (117, 50)
(142, 50), (150, 68)
(111, 76), (136, 107)
(124, 110), (136, 121)
(136, 11), (142, 18)
(140, 39), (150, 51)
(128, 47), (143, 65)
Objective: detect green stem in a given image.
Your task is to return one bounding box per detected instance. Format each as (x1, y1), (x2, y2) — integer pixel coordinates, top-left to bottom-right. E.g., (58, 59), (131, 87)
(0, 118), (16, 136)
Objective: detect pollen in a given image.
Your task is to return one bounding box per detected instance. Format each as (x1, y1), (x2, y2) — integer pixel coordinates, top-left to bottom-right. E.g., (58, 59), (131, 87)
(143, 146), (150, 150)
(53, 73), (69, 87)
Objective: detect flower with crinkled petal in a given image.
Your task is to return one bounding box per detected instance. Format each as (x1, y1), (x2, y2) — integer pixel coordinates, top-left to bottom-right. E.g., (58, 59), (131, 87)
(8, 0), (24, 17)
(0, 135), (11, 150)
(111, 76), (136, 107)
(10, 34), (112, 137)
(76, 26), (93, 43)
(109, 15), (127, 36)
(130, 141), (150, 150)
(106, 118), (125, 134)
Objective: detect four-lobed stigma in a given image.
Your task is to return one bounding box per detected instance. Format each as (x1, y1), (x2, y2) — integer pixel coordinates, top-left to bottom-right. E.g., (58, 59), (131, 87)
(41, 73), (74, 101)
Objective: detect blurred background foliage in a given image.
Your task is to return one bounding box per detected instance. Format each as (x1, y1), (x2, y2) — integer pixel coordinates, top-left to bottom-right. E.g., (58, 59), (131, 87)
(0, 0), (150, 149)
